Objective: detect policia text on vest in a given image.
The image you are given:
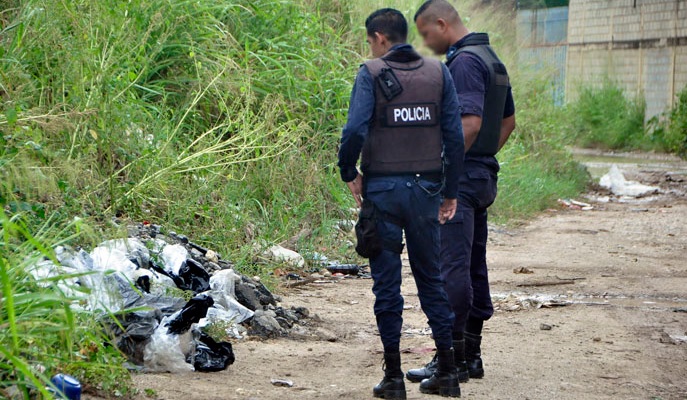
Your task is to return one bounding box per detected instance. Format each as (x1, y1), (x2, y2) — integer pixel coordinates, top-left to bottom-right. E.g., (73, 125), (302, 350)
(386, 104), (437, 127)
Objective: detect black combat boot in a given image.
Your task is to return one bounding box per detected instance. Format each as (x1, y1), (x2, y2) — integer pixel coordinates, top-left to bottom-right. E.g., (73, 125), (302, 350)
(406, 341), (469, 383)
(464, 332), (484, 379)
(405, 353), (437, 383)
(453, 339), (470, 383)
(373, 352), (407, 399)
(419, 348), (460, 397)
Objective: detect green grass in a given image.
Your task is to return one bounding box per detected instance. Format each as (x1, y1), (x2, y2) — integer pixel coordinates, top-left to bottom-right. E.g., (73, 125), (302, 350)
(0, 214), (132, 398)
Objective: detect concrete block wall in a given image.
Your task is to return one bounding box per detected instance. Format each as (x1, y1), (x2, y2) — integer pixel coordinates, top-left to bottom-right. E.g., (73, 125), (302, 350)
(566, 0), (687, 119)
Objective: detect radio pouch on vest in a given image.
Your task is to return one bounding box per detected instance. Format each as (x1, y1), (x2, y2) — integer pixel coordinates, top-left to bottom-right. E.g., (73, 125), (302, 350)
(376, 68), (403, 101)
(355, 199), (404, 259)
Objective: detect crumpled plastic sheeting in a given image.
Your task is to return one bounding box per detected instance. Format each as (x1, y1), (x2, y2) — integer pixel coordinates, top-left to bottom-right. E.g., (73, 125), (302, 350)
(143, 320), (195, 373)
(600, 165), (659, 197)
(30, 237), (251, 373)
(160, 244), (188, 276)
(205, 270), (254, 324)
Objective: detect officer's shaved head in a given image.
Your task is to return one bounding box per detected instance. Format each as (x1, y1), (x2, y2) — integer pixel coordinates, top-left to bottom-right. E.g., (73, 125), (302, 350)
(414, 0), (462, 25)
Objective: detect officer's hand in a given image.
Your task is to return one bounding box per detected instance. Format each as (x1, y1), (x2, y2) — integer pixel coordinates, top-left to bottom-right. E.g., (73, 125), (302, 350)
(439, 198), (457, 224)
(347, 174), (364, 208)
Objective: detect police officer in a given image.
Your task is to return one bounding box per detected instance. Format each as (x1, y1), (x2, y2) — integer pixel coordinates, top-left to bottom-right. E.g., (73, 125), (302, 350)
(407, 0), (517, 384)
(338, 8), (465, 399)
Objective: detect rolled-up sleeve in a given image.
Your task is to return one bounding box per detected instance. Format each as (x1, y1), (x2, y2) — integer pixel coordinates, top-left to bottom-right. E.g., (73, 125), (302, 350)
(338, 67), (375, 182)
(439, 64), (465, 198)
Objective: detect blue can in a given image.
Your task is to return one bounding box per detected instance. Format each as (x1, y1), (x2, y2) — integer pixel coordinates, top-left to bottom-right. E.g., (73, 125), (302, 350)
(50, 374), (81, 400)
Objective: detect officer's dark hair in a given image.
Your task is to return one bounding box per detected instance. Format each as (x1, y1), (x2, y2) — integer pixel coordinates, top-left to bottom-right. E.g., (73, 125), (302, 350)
(414, 0), (460, 23)
(365, 8), (408, 43)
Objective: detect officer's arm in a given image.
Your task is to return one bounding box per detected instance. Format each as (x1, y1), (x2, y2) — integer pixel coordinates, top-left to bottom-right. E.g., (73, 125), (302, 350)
(462, 115), (482, 151)
(498, 115), (516, 151)
(497, 87), (516, 151)
(338, 66), (375, 183)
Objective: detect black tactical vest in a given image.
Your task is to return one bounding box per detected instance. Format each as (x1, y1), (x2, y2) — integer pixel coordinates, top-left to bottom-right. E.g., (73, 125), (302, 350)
(447, 34), (510, 157)
(361, 52), (444, 176)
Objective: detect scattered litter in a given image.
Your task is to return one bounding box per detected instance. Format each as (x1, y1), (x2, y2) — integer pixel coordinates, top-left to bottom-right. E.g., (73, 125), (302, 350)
(674, 308), (687, 313)
(30, 223), (311, 375)
(659, 331), (687, 345)
(557, 199), (594, 211)
(166, 295), (214, 335)
(264, 245), (305, 268)
(402, 327), (433, 336)
(271, 378), (294, 387)
(48, 374), (81, 400)
(493, 293), (570, 312)
(540, 323), (553, 331)
(599, 165), (659, 197)
(193, 332), (235, 372)
(325, 264), (360, 275)
(513, 267), (534, 274)
(143, 321), (195, 373)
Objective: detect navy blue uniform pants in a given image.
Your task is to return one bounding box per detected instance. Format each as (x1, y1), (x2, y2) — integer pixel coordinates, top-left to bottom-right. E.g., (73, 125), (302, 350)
(441, 160), (498, 335)
(365, 175), (455, 352)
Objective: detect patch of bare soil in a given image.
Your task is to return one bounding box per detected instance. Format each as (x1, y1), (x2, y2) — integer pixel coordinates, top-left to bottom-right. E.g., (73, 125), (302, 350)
(125, 160), (687, 400)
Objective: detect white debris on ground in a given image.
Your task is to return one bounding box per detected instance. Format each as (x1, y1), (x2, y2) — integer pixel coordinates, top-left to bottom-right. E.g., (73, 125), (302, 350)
(600, 164), (660, 198)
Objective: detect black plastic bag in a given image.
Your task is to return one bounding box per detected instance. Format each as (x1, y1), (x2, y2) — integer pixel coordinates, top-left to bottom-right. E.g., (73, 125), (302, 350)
(193, 332), (235, 372)
(178, 258), (211, 293)
(166, 294), (214, 334)
(108, 309), (161, 365)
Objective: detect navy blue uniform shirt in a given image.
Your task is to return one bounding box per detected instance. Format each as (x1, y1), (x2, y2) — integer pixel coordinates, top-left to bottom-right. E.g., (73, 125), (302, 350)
(337, 44), (465, 199)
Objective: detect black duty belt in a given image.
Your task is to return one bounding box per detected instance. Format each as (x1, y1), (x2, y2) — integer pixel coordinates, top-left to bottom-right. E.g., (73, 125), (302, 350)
(364, 172), (443, 183)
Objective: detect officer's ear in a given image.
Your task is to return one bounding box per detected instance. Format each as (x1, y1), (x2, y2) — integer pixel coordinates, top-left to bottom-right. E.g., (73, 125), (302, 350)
(373, 31), (387, 45)
(435, 18), (449, 33)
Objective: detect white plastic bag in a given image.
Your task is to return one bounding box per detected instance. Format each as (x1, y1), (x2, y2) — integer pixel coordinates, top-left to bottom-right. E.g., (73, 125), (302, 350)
(143, 320), (195, 373)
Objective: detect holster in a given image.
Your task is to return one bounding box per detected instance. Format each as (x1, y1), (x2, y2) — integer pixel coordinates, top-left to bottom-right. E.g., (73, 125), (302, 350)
(355, 199), (404, 259)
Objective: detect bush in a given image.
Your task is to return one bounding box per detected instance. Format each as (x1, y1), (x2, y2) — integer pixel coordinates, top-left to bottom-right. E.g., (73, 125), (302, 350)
(649, 86), (687, 158)
(570, 80), (647, 150)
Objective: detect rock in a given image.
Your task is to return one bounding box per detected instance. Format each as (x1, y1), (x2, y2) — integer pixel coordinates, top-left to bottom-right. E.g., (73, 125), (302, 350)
(234, 275), (276, 311)
(205, 250), (219, 264)
(310, 273), (324, 279)
(264, 245), (305, 268)
(205, 262), (221, 272)
(540, 323), (553, 331)
(249, 309), (285, 338)
(322, 270), (332, 278)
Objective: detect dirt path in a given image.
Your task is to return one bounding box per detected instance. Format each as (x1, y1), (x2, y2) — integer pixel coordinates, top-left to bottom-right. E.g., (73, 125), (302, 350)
(130, 154), (687, 400)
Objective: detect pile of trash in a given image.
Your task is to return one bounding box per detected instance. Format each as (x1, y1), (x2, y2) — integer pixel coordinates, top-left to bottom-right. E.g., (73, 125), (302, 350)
(29, 223), (311, 373)
(599, 164), (660, 198)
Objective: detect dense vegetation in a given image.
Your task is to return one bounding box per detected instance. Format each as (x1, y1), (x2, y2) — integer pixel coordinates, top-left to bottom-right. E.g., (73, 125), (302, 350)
(565, 80), (687, 155)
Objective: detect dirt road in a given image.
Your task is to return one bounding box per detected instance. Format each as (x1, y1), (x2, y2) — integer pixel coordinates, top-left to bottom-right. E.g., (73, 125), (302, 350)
(131, 153), (687, 400)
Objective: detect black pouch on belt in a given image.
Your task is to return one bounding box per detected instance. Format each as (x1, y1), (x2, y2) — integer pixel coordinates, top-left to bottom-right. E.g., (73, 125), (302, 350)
(355, 199), (404, 259)
(355, 199), (383, 259)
